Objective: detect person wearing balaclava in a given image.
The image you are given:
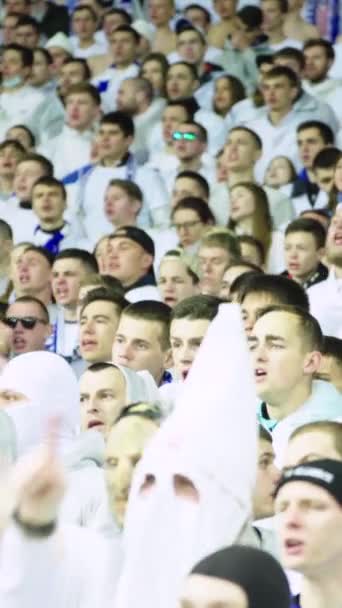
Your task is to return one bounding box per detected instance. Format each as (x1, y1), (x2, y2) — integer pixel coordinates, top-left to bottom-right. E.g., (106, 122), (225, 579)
(180, 545), (291, 608)
(0, 351), (107, 527)
(0, 402), (163, 608)
(115, 303), (258, 608)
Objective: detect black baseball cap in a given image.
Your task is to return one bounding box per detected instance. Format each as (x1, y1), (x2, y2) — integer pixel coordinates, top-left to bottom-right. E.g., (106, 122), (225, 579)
(109, 226), (155, 257)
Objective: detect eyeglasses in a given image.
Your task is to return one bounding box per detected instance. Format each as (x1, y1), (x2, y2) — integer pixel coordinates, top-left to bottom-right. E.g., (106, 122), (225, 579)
(172, 131), (198, 141)
(172, 220), (202, 231)
(3, 317), (48, 330)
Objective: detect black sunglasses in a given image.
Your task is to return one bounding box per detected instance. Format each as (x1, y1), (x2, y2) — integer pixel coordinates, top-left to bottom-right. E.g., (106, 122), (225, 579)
(3, 316), (48, 330)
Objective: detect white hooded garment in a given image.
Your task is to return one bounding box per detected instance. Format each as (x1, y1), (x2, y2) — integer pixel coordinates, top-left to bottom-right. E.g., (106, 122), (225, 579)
(0, 351), (79, 458)
(115, 304), (258, 608)
(117, 365), (161, 407)
(0, 352), (110, 527)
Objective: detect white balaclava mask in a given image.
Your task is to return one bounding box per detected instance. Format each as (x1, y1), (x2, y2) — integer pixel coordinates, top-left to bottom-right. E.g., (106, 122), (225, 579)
(0, 351), (80, 457)
(115, 304), (258, 608)
(114, 365), (161, 406)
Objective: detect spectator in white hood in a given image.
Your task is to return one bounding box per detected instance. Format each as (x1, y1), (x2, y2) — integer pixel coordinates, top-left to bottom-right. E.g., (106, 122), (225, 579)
(0, 351), (107, 526)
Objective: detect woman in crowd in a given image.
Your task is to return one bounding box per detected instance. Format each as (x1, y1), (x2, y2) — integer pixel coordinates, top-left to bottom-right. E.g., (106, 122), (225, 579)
(264, 155), (297, 197)
(171, 197), (215, 259)
(212, 74), (246, 123)
(140, 53), (169, 98)
(228, 182), (285, 273)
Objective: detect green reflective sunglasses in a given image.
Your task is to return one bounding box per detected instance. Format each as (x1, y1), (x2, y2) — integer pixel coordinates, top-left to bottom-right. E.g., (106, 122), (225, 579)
(172, 131), (198, 141)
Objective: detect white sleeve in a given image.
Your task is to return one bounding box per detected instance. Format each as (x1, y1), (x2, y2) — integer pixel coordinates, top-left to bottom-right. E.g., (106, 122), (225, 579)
(0, 523), (63, 608)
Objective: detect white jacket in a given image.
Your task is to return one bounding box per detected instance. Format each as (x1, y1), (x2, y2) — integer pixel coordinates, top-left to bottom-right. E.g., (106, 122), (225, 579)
(308, 268), (342, 337)
(210, 182), (294, 230)
(39, 125), (95, 180)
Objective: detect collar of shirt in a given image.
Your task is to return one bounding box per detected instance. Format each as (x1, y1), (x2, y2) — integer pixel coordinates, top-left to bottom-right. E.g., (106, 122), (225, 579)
(125, 270), (156, 292)
(257, 402), (278, 432)
(160, 370), (173, 386)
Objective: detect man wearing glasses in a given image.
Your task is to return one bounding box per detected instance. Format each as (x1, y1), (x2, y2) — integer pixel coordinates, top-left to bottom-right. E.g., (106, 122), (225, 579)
(165, 122), (215, 193)
(3, 295), (52, 356)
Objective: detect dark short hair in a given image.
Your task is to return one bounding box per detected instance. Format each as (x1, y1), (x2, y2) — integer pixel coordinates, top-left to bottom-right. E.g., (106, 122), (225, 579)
(185, 4), (211, 23)
(229, 126), (263, 150)
(285, 218), (326, 249)
(103, 7), (132, 24)
(8, 295), (49, 321)
(171, 294), (222, 322)
(73, 4), (97, 20)
(80, 287), (128, 317)
(32, 176), (66, 200)
(172, 196), (215, 224)
(165, 98), (197, 120)
(107, 178), (143, 201)
(176, 24), (206, 44)
(256, 304), (323, 351)
(0, 219), (13, 241)
(303, 38), (335, 61)
(313, 147), (341, 170)
(297, 120), (334, 144)
(62, 57), (91, 80)
(167, 61), (199, 81)
(15, 14), (40, 33)
(0, 139), (25, 156)
(110, 24), (140, 44)
(7, 124), (35, 147)
(100, 111), (135, 138)
(175, 170), (210, 198)
(274, 46), (305, 70)
(240, 274), (309, 310)
(64, 82), (101, 105)
(237, 5), (263, 28)
(262, 65), (299, 87)
(121, 300), (172, 350)
(24, 245), (55, 267)
(321, 335), (342, 365)
(229, 270), (264, 300)
(53, 248), (99, 274)
(4, 43), (33, 67)
(17, 152), (53, 177)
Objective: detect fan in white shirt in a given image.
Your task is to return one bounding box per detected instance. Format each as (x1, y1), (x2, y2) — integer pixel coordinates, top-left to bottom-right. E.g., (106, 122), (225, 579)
(309, 208), (342, 338)
(261, 0), (303, 51)
(303, 39), (342, 127)
(71, 5), (107, 59)
(116, 77), (166, 163)
(92, 25), (140, 113)
(160, 121), (216, 194)
(246, 65), (327, 181)
(210, 126), (295, 230)
(65, 112), (169, 245)
(39, 83), (101, 181)
(0, 153), (54, 244)
(162, 61), (228, 154)
(0, 44), (64, 145)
